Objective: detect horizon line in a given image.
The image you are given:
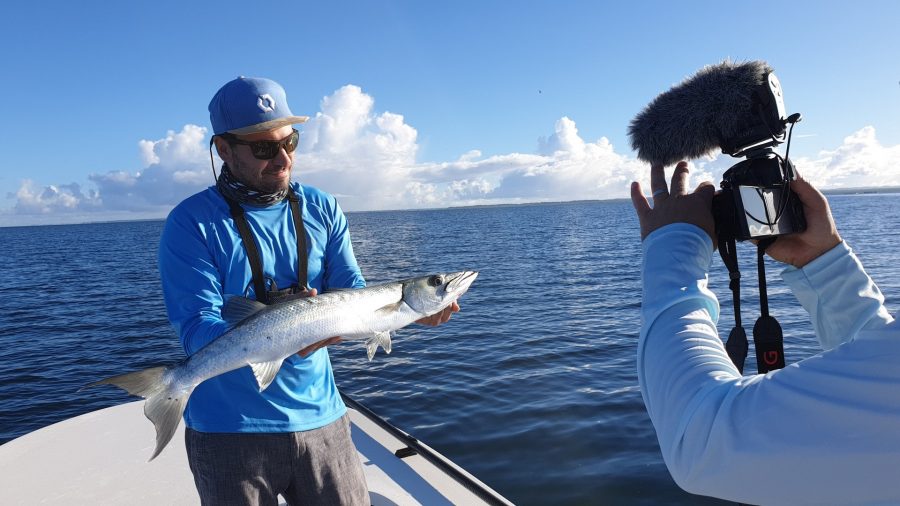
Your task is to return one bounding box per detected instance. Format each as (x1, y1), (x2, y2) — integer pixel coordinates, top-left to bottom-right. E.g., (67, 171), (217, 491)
(2, 187), (899, 229)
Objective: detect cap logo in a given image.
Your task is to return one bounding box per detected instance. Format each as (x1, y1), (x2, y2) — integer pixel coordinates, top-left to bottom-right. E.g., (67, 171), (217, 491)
(257, 94), (276, 113)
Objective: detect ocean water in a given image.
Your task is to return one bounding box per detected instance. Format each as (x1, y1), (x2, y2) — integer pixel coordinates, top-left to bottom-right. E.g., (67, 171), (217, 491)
(1, 195), (898, 505)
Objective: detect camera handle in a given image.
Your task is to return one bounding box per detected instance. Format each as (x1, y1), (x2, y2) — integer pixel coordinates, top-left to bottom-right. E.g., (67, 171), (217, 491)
(717, 236), (786, 374)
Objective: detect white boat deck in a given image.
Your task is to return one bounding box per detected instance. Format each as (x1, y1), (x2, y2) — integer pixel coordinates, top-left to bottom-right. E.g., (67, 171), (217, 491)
(0, 401), (512, 505)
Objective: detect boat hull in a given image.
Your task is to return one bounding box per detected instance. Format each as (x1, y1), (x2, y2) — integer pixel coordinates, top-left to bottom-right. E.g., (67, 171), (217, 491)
(0, 397), (511, 506)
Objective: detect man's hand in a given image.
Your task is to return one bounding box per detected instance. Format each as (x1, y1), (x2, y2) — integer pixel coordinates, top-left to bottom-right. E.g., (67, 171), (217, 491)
(297, 336), (342, 358)
(295, 288), (343, 358)
(416, 301), (460, 326)
(762, 176), (842, 268)
(631, 161), (716, 242)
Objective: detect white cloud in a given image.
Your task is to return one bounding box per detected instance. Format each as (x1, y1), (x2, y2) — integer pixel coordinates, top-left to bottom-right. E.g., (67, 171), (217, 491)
(687, 126), (900, 194)
(4, 85), (900, 226)
(90, 124), (210, 211)
(5, 125), (211, 223)
(293, 85), (419, 209)
(13, 180), (99, 214)
(790, 126), (900, 188)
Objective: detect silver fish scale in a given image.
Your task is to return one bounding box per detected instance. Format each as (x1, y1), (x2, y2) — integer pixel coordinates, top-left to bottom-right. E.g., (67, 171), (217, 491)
(176, 282), (415, 389)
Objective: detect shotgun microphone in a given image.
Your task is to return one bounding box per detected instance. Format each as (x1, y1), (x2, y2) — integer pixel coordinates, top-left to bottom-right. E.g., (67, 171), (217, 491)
(629, 60), (778, 167)
(628, 59), (805, 241)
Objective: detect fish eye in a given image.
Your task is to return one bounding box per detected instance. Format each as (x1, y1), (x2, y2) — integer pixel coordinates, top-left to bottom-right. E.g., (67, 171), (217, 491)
(428, 275), (444, 287)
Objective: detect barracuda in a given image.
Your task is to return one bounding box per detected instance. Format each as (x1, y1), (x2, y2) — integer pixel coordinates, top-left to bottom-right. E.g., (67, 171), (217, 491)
(86, 271), (478, 461)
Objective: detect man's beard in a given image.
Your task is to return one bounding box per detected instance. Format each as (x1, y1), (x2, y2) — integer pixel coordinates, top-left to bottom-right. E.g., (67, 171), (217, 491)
(216, 163), (289, 207)
(233, 157), (291, 194)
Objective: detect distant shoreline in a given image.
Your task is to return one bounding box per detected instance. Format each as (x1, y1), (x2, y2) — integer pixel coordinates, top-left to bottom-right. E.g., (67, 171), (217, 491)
(822, 187), (900, 196)
(2, 189), (898, 228)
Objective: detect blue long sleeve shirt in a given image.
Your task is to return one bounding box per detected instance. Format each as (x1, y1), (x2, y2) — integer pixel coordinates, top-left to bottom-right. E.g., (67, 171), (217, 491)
(158, 182), (365, 433)
(638, 223), (898, 505)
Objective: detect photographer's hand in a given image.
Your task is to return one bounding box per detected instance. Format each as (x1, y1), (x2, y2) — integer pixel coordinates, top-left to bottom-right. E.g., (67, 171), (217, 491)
(762, 176), (842, 268)
(631, 161), (716, 242)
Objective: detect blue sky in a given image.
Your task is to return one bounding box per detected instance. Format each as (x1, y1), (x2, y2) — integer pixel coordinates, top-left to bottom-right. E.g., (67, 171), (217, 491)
(1, 1), (898, 226)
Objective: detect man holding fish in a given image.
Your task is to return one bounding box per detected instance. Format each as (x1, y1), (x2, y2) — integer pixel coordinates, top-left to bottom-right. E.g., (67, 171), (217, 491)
(154, 76), (465, 505)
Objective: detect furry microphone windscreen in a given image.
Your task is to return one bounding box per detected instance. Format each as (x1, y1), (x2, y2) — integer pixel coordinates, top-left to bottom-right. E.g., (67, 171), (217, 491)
(628, 60), (773, 167)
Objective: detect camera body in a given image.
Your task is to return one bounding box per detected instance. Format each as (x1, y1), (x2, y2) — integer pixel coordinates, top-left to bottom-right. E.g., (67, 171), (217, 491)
(711, 72), (806, 242)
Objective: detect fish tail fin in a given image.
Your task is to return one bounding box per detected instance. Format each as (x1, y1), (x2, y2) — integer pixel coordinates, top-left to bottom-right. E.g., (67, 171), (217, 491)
(365, 331), (393, 361)
(84, 366), (191, 461)
(84, 366), (168, 396)
(144, 387), (191, 461)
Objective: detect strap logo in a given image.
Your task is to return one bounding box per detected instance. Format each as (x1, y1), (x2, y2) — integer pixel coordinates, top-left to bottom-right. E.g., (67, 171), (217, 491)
(257, 94), (276, 113)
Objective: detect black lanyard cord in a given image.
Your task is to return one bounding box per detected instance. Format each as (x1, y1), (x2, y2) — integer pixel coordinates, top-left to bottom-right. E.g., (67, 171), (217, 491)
(718, 234), (748, 374)
(757, 240), (773, 318)
(225, 197), (271, 304)
(286, 190), (309, 294)
(222, 188), (309, 304)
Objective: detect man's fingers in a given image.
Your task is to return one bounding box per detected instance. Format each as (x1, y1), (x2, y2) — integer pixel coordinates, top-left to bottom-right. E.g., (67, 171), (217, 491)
(669, 161), (689, 195)
(297, 336), (342, 357)
(416, 304), (458, 326)
(630, 181), (651, 215)
(650, 163), (668, 199)
(695, 181), (716, 201)
(790, 176), (828, 211)
(417, 313), (440, 326)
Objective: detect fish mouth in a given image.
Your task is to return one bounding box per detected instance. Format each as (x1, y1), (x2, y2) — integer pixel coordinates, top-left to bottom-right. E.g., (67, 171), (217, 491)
(446, 270), (478, 296)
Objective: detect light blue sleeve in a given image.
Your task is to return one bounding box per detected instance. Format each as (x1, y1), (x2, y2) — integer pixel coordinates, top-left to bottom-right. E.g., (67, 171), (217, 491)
(322, 197), (365, 291)
(638, 224), (900, 505)
(781, 241), (894, 350)
(158, 207), (229, 356)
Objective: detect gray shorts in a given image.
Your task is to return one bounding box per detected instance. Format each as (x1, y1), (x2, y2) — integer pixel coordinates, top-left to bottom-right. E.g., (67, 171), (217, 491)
(185, 414), (369, 506)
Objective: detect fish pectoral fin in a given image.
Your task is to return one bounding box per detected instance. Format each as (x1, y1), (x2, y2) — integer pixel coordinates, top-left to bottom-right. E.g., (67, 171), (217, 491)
(374, 301), (404, 318)
(222, 296), (267, 326)
(365, 331), (393, 362)
(249, 359), (285, 392)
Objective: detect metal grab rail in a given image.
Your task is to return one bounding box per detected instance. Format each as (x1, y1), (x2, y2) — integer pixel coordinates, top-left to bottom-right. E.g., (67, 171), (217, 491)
(340, 391), (514, 506)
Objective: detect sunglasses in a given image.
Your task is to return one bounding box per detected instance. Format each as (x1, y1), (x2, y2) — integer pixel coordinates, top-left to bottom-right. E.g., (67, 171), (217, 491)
(220, 129), (300, 160)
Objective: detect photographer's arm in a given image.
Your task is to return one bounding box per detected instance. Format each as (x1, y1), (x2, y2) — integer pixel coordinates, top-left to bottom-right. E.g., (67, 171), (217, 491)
(766, 177), (893, 348)
(633, 164), (900, 505)
(781, 241), (894, 349)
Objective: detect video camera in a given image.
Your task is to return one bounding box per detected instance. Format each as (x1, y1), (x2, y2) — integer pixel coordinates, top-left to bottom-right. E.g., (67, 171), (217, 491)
(712, 71), (806, 242)
(629, 61), (808, 374)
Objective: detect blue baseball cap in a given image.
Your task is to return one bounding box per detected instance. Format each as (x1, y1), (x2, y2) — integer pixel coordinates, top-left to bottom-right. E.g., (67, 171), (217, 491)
(208, 76), (309, 135)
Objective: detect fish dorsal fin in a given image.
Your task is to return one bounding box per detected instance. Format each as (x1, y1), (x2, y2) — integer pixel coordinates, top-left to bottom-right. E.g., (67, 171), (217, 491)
(365, 331), (393, 361)
(249, 359), (284, 392)
(222, 296), (267, 325)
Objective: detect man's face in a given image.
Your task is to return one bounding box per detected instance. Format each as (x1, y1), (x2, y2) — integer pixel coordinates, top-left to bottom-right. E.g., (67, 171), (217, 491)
(218, 125), (296, 193)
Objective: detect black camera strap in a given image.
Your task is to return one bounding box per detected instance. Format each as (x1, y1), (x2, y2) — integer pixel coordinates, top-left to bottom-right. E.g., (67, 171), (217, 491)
(718, 236), (786, 374)
(718, 235), (749, 374)
(753, 239), (785, 373)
